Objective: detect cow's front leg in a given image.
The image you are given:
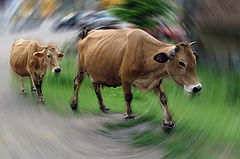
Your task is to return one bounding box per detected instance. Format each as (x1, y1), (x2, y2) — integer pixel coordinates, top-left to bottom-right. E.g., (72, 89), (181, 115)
(92, 83), (110, 112)
(122, 82), (135, 119)
(154, 82), (174, 129)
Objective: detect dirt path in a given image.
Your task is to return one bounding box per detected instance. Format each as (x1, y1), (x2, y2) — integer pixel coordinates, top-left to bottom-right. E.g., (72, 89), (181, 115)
(0, 14), (163, 159)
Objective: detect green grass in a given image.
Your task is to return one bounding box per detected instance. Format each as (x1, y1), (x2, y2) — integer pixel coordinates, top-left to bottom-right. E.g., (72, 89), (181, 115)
(13, 55), (240, 159)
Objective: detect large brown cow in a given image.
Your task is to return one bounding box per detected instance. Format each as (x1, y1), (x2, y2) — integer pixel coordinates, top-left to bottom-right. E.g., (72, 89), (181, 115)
(10, 39), (64, 102)
(71, 28), (202, 129)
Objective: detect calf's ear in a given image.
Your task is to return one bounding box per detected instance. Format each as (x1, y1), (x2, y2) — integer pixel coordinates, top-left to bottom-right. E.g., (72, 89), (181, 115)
(153, 52), (170, 63)
(58, 53), (64, 58)
(33, 52), (45, 58)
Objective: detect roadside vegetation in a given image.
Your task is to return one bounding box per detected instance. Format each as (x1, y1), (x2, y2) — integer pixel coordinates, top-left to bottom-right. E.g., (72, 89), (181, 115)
(12, 53), (240, 158)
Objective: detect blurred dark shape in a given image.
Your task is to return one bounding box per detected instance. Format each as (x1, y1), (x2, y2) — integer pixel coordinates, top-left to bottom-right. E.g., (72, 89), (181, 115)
(51, 10), (95, 31)
(181, 0), (240, 71)
(52, 9), (134, 32)
(145, 21), (186, 42)
(9, 10), (45, 33)
(78, 27), (92, 39)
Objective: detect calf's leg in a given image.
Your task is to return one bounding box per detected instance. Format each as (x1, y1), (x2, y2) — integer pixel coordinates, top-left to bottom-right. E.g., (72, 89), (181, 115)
(29, 76), (36, 93)
(122, 81), (135, 119)
(70, 71), (85, 110)
(21, 77), (26, 93)
(154, 81), (174, 129)
(92, 83), (110, 112)
(35, 79), (44, 102)
(28, 70), (44, 102)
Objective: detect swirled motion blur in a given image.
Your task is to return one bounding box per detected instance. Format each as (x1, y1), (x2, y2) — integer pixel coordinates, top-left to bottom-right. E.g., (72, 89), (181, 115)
(0, 0), (240, 159)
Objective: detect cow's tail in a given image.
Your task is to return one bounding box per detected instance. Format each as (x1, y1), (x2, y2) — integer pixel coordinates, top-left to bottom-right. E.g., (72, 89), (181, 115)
(78, 27), (92, 40)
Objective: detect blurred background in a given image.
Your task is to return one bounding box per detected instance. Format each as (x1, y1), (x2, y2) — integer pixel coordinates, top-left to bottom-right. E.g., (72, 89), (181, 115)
(0, 0), (240, 159)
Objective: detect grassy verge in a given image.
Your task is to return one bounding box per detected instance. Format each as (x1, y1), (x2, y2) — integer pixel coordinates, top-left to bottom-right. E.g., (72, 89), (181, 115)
(13, 55), (240, 158)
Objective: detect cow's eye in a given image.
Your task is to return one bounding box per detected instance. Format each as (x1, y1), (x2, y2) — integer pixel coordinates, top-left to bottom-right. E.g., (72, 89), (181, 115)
(179, 61), (186, 67)
(47, 54), (51, 58)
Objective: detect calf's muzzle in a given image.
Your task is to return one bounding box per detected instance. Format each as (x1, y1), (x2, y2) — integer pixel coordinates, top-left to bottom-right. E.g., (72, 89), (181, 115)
(54, 68), (61, 73)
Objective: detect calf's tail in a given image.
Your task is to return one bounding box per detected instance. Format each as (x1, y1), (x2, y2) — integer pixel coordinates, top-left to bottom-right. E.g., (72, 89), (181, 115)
(78, 27), (92, 40)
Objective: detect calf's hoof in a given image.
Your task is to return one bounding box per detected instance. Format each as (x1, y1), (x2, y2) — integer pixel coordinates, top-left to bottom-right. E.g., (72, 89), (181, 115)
(162, 120), (175, 131)
(124, 113), (136, 120)
(21, 89), (27, 96)
(100, 106), (110, 112)
(31, 89), (36, 94)
(70, 100), (78, 111)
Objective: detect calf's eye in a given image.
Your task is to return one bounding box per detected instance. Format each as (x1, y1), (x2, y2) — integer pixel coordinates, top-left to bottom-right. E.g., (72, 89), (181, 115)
(47, 54), (51, 58)
(179, 61), (186, 67)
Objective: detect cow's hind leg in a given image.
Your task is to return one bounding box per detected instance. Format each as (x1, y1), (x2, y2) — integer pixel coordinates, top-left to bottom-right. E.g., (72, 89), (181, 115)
(70, 71), (85, 110)
(122, 81), (135, 119)
(92, 83), (110, 112)
(21, 77), (26, 93)
(154, 81), (174, 130)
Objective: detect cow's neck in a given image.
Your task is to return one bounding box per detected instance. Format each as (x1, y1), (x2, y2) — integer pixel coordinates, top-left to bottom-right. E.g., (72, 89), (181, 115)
(34, 58), (47, 76)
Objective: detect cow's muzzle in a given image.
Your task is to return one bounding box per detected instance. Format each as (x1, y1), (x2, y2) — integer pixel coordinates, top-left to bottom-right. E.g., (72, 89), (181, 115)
(52, 68), (61, 73)
(184, 83), (202, 94)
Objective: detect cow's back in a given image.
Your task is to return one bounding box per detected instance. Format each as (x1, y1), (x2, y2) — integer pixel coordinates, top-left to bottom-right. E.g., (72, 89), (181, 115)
(78, 29), (166, 87)
(10, 39), (32, 76)
(79, 29), (131, 86)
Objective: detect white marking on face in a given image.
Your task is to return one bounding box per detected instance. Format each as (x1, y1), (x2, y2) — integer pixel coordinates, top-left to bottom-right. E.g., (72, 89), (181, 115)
(184, 83), (202, 94)
(52, 67), (60, 73)
(52, 68), (56, 73)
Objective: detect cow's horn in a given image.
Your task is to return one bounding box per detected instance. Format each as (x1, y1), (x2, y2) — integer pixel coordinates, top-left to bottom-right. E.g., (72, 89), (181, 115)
(171, 46), (176, 56)
(190, 41), (196, 46)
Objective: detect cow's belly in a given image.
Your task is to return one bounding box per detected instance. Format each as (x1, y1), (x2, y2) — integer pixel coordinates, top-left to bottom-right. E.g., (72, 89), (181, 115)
(133, 78), (160, 93)
(10, 59), (29, 77)
(84, 53), (123, 87)
(88, 72), (122, 87)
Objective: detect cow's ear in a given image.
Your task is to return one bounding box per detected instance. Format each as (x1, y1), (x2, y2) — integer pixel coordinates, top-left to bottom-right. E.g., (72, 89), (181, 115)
(33, 52), (45, 58)
(58, 53), (64, 58)
(153, 52), (170, 63)
(193, 51), (199, 60)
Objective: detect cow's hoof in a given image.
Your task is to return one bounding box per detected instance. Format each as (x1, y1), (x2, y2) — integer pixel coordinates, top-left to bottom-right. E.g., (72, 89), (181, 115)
(100, 106), (110, 112)
(70, 101), (78, 111)
(21, 89), (26, 93)
(162, 120), (175, 131)
(37, 97), (44, 103)
(124, 114), (136, 120)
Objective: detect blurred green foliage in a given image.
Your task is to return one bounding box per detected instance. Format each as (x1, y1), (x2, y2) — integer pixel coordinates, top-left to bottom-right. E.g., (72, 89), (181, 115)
(111, 0), (178, 29)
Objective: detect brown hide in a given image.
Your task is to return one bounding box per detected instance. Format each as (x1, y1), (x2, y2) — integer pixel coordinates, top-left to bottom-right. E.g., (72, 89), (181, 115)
(10, 39), (47, 78)
(10, 39), (64, 81)
(78, 29), (200, 93)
